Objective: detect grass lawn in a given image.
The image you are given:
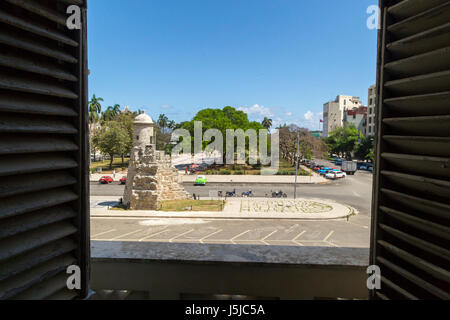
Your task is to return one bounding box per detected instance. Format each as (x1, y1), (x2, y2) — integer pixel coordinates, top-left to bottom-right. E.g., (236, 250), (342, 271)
(90, 158), (130, 174)
(202, 158), (310, 176)
(159, 199), (225, 212)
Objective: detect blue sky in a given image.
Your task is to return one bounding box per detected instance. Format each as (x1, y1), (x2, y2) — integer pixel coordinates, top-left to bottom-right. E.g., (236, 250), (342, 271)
(88, 0), (378, 130)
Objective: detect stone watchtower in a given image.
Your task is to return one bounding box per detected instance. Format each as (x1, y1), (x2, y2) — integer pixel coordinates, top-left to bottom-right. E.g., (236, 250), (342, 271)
(123, 112), (188, 210)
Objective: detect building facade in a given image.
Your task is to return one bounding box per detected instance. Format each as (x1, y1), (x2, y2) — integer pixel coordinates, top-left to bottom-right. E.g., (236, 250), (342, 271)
(366, 84), (376, 137)
(323, 95), (362, 137)
(344, 106), (368, 135)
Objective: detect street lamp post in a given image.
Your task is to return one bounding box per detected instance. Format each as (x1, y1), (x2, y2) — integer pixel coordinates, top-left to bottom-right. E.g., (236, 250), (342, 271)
(294, 132), (300, 199)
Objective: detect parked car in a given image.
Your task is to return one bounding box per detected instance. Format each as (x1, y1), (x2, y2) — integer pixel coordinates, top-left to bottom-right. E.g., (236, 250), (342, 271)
(335, 159), (343, 165)
(326, 170), (346, 179)
(99, 176), (113, 184)
(325, 171), (337, 179)
(120, 177), (127, 185)
(359, 163), (374, 171)
(194, 175), (207, 186)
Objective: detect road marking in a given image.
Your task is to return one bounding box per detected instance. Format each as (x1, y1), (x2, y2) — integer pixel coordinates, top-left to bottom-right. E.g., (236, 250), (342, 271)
(292, 230), (306, 241)
(261, 229), (278, 245)
(325, 241), (339, 247)
(110, 229), (144, 240)
(91, 229), (116, 238)
(353, 191), (361, 197)
(324, 230), (334, 242)
(200, 229), (223, 243)
(230, 230), (251, 244)
(286, 224), (299, 233)
(138, 227), (169, 242)
(292, 230), (306, 246)
(170, 229), (195, 242)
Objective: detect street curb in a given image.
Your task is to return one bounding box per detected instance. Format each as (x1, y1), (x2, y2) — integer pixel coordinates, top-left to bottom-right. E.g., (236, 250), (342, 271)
(90, 214), (352, 221)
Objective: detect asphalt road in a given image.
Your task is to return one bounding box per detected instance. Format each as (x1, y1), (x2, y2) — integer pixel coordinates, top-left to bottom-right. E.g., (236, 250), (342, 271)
(90, 168), (373, 248)
(91, 215), (370, 248)
(90, 170), (373, 215)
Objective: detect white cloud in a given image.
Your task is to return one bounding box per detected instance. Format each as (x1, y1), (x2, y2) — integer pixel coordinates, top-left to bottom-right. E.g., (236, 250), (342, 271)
(285, 111), (292, 116)
(160, 104), (172, 109)
(238, 104), (273, 118)
(304, 110), (314, 121)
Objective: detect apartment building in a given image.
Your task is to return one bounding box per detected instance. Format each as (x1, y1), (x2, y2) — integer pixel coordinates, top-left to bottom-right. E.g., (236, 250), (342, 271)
(344, 106), (368, 136)
(366, 84), (376, 137)
(323, 95), (362, 137)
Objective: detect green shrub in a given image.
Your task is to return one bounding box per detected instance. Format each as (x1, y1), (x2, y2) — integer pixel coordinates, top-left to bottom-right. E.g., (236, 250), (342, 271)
(234, 170), (244, 175)
(220, 169), (231, 175)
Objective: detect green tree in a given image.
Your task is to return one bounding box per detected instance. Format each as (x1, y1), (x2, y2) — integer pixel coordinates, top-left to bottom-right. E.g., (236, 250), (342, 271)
(102, 104), (121, 122)
(355, 136), (374, 161)
(157, 114), (169, 135)
(95, 121), (131, 169)
(156, 114), (179, 152)
(261, 117), (273, 130)
(113, 110), (136, 164)
(89, 94), (104, 162)
(89, 94), (103, 125)
(326, 124), (362, 159)
(180, 106), (266, 163)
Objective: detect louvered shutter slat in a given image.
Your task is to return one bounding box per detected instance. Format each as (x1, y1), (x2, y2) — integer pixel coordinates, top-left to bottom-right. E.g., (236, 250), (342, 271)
(371, 0), (450, 300)
(0, 0), (88, 300)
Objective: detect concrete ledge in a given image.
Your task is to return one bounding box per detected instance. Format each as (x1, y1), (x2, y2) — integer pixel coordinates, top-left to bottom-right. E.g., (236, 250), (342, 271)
(91, 241), (369, 266)
(91, 241), (369, 299)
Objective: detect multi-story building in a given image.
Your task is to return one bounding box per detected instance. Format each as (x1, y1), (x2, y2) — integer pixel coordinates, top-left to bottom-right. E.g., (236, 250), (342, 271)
(323, 95), (362, 137)
(344, 106), (368, 135)
(366, 84), (376, 137)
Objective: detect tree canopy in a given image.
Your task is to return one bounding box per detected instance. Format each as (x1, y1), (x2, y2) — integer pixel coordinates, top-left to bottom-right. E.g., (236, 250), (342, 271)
(93, 121), (132, 169)
(180, 106), (266, 162)
(278, 124), (327, 165)
(354, 135), (374, 161)
(325, 124), (363, 160)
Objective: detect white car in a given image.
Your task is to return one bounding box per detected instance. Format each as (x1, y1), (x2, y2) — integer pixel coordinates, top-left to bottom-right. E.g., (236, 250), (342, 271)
(325, 171), (346, 179)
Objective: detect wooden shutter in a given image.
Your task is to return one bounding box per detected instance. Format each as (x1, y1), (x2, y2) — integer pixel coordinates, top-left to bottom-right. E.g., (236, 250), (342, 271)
(0, 0), (89, 299)
(371, 0), (450, 299)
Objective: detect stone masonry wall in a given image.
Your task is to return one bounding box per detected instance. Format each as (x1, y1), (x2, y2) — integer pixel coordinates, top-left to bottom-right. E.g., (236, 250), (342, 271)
(124, 147), (189, 210)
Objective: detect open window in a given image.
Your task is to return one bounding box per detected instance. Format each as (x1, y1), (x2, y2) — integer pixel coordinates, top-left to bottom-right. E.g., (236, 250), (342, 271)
(0, 0), (449, 300)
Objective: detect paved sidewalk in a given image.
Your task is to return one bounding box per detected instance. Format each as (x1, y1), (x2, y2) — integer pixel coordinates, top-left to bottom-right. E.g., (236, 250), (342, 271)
(90, 196), (356, 220)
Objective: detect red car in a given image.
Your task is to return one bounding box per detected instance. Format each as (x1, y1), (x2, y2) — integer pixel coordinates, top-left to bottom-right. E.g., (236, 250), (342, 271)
(120, 177), (127, 185)
(99, 176), (113, 184)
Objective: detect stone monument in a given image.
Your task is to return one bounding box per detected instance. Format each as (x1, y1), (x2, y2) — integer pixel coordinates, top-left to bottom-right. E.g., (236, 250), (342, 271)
(123, 111), (189, 210)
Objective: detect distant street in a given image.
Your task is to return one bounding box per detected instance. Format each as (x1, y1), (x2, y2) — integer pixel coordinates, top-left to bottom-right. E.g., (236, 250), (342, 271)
(90, 170), (373, 215)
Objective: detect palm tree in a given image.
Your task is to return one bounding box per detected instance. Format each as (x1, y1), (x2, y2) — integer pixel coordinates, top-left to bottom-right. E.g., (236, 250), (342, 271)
(112, 104), (121, 115)
(89, 94), (103, 127)
(262, 117), (273, 130)
(89, 94), (103, 162)
(157, 114), (169, 134)
(102, 104), (121, 122)
(167, 120), (176, 131)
